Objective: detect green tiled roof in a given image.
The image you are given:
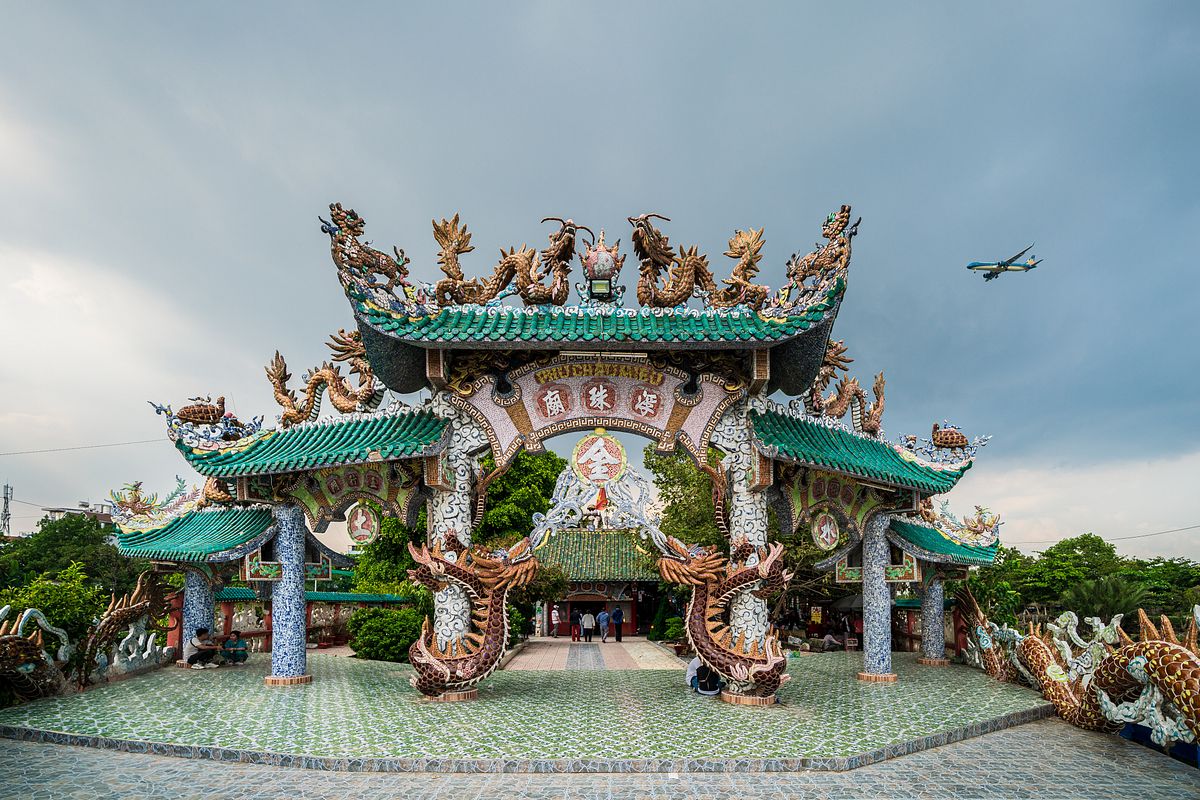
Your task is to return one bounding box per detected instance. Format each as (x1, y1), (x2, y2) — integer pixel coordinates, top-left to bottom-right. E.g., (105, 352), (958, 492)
(895, 595), (956, 609)
(535, 529), (660, 582)
(213, 587), (408, 604)
(750, 411), (972, 494)
(177, 411), (447, 477)
(115, 507), (274, 561)
(356, 279), (843, 348)
(889, 518), (998, 566)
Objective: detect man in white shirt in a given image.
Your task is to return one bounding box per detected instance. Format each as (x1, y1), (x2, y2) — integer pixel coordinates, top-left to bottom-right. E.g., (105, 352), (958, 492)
(550, 605), (561, 637)
(183, 627), (222, 670)
(581, 611), (596, 642)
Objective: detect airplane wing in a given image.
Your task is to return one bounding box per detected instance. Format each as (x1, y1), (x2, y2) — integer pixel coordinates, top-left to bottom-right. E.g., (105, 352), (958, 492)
(1000, 244), (1034, 266)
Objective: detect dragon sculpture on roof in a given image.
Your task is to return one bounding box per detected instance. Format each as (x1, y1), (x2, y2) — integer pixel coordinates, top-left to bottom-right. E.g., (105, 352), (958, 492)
(322, 202), (415, 298)
(712, 227), (771, 309)
(265, 328), (387, 427)
(658, 536), (793, 697)
(406, 537), (538, 698)
(958, 587), (1200, 748)
(798, 339), (886, 437)
(629, 213), (718, 308)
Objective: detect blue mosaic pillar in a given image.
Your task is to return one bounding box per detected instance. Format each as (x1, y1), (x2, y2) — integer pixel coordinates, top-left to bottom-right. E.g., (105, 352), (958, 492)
(182, 569), (214, 649)
(268, 503), (308, 683)
(860, 513), (894, 678)
(920, 574), (946, 661)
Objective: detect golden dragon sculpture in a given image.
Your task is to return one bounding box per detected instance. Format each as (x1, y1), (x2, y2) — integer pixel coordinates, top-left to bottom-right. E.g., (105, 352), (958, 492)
(432, 215), (588, 307)
(804, 339), (885, 436)
(322, 202), (413, 296)
(958, 586), (1200, 744)
(775, 204), (860, 306)
(711, 227), (771, 309)
(265, 329), (386, 428)
(629, 213), (718, 308)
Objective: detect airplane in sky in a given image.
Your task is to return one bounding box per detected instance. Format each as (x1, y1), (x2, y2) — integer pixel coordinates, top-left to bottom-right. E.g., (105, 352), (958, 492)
(966, 244), (1042, 281)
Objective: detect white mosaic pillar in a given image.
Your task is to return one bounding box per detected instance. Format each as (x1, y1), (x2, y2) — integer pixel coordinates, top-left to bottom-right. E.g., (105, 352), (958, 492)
(861, 513), (894, 678)
(920, 574), (947, 661)
(182, 569), (214, 647)
(713, 402), (770, 646)
(427, 392), (488, 653)
(268, 503), (308, 682)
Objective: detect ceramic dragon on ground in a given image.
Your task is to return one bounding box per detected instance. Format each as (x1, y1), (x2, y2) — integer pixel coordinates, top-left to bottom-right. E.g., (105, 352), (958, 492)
(800, 339), (886, 436)
(265, 329), (387, 427)
(406, 538), (538, 698)
(657, 536), (793, 697)
(0, 608), (70, 702)
(432, 215), (587, 307)
(958, 587), (1200, 747)
(629, 213), (718, 308)
(75, 572), (177, 690)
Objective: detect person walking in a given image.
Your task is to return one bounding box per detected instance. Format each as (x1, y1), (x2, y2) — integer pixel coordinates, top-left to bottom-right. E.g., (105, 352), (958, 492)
(611, 605), (624, 642)
(570, 608), (582, 641)
(550, 605), (561, 638)
(581, 610), (596, 643)
(597, 608), (610, 642)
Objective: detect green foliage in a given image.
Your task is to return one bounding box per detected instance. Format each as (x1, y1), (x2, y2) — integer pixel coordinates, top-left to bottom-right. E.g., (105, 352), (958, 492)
(0, 515), (146, 596)
(351, 512), (433, 619)
(662, 615), (685, 642)
(646, 597), (670, 641)
(509, 565), (569, 609)
(475, 451), (567, 547)
(1060, 576), (1149, 623)
(643, 445), (725, 551)
(506, 603), (526, 648)
(965, 545), (1028, 626)
(346, 606), (424, 662)
(1021, 534), (1128, 605)
(0, 562), (105, 640)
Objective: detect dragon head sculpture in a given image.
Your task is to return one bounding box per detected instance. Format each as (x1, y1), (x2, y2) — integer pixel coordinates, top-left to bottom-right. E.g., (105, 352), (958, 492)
(432, 213), (475, 280)
(627, 212), (674, 274)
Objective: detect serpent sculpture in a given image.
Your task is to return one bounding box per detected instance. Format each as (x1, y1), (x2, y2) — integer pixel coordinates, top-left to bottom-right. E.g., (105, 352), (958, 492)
(629, 213), (718, 308)
(406, 537), (539, 698)
(658, 536), (793, 697)
(803, 339), (886, 436)
(958, 587), (1200, 744)
(265, 329), (387, 427)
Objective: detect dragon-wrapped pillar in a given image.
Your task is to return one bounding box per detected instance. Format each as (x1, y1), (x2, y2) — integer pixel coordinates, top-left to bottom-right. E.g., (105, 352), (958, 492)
(182, 568), (215, 652)
(712, 403), (771, 646)
(860, 513), (896, 681)
(266, 503), (311, 685)
(918, 574), (948, 665)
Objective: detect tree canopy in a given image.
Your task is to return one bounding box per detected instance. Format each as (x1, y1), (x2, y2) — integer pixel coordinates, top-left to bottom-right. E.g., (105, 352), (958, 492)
(0, 514), (146, 596)
(474, 450), (566, 547)
(642, 444), (725, 551)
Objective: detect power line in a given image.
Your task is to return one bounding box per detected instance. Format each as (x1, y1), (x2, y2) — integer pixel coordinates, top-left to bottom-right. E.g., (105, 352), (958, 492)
(0, 438), (161, 457)
(11, 498), (50, 508)
(1017, 523), (1200, 545)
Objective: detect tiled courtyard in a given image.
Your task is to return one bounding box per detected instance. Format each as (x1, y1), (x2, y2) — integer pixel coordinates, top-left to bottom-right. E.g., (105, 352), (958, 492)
(0, 651), (1055, 771)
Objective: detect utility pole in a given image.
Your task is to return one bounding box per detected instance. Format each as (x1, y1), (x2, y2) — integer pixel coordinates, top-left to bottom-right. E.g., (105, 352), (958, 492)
(1, 484), (11, 538)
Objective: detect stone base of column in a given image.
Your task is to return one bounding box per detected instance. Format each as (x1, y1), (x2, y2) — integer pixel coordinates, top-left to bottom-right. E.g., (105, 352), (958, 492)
(264, 674), (313, 686)
(428, 688), (478, 703)
(719, 690), (777, 706)
(917, 657), (950, 666)
(856, 671), (898, 683)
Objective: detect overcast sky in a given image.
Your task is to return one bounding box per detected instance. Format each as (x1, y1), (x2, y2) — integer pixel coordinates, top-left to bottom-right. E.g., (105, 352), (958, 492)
(1, 3), (1196, 558)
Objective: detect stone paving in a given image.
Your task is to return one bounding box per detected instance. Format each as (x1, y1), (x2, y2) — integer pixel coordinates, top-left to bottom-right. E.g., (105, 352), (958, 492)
(3, 718), (1197, 799)
(0, 651), (1054, 771)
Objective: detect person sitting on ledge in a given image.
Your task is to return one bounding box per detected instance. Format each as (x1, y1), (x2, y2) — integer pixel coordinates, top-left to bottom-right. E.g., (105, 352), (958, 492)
(685, 656), (723, 696)
(222, 630), (249, 665)
(185, 627), (222, 670)
(821, 632), (844, 651)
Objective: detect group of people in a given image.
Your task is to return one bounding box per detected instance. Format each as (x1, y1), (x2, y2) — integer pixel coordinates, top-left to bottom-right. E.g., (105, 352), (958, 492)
(183, 627), (249, 670)
(548, 605), (624, 642)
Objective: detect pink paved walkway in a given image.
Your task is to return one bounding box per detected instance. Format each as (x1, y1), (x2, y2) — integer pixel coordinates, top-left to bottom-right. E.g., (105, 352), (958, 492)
(504, 637), (684, 671)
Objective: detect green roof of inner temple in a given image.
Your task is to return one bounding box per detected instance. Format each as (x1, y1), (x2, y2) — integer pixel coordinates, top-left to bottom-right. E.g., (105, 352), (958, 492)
(889, 518), (999, 566)
(354, 279), (843, 346)
(750, 410), (972, 494)
(176, 411), (447, 477)
(213, 587), (408, 604)
(535, 529), (660, 582)
(115, 507), (275, 561)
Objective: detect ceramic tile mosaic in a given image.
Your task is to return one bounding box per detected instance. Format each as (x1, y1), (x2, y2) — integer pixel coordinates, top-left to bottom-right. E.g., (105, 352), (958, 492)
(4, 718), (1198, 799)
(0, 651), (1055, 772)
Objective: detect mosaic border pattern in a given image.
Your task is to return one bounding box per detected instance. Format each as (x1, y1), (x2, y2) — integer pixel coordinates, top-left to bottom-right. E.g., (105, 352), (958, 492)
(0, 705), (1054, 774)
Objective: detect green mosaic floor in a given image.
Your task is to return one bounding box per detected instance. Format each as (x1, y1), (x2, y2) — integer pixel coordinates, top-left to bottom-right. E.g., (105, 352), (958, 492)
(0, 652), (1050, 762)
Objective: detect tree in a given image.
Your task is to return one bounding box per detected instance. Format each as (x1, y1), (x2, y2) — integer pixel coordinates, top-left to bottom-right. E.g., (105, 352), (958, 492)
(642, 444), (725, 551)
(351, 511), (432, 618)
(1060, 576), (1149, 623)
(966, 545), (1032, 626)
(0, 515), (146, 596)
(475, 451), (566, 547)
(0, 562), (106, 640)
(1021, 534), (1127, 606)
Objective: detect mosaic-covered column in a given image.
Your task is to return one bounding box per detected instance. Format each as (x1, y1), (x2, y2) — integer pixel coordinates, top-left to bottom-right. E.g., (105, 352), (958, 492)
(427, 393), (488, 653)
(712, 403), (770, 647)
(919, 573), (948, 665)
(266, 502), (310, 685)
(859, 512), (896, 681)
(182, 568), (214, 651)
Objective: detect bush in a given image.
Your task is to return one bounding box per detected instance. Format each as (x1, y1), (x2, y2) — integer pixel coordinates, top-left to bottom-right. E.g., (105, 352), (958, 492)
(507, 604), (526, 648)
(662, 616), (685, 642)
(646, 597), (670, 641)
(346, 607), (424, 663)
(0, 562), (106, 640)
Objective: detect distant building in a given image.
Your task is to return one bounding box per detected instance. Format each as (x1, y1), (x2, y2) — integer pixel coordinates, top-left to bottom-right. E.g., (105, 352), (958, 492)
(40, 501), (114, 525)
